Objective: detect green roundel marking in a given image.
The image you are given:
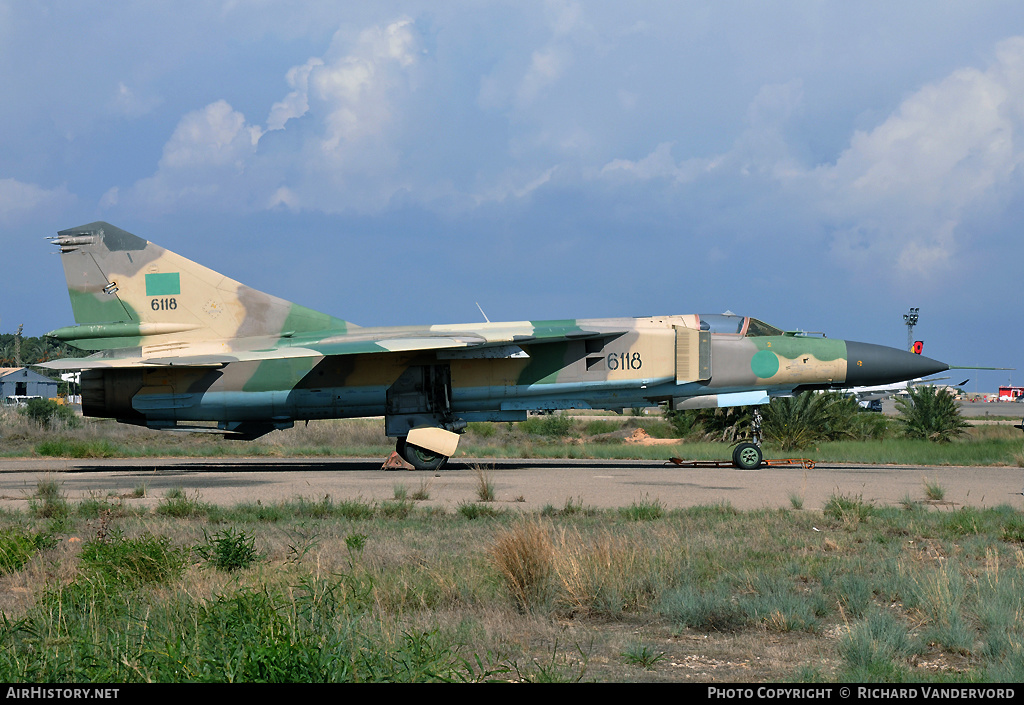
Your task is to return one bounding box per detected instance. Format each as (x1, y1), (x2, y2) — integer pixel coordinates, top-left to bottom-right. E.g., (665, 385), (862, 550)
(751, 350), (780, 379)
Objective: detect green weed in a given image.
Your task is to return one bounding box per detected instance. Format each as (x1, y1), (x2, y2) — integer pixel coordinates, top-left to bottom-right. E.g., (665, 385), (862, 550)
(194, 528), (261, 572)
(618, 496), (665, 521)
(923, 477), (946, 501)
(541, 496), (597, 517)
(36, 439), (119, 458)
(621, 642), (666, 670)
(457, 502), (503, 519)
(740, 574), (821, 633)
(824, 492), (875, 527)
(156, 489), (210, 518)
(28, 478), (69, 523)
(510, 641), (589, 683)
(411, 480), (431, 501)
(0, 488), (1020, 682)
(0, 527), (55, 574)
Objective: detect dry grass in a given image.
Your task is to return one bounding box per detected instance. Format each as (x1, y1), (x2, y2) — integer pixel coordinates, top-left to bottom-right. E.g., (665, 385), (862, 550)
(552, 527), (656, 617)
(487, 520), (678, 619)
(0, 413), (395, 458)
(489, 518), (555, 613)
(472, 464), (496, 502)
(255, 418), (391, 451)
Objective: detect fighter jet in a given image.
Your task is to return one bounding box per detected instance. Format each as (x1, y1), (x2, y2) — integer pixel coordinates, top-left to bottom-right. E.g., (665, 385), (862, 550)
(39, 222), (948, 470)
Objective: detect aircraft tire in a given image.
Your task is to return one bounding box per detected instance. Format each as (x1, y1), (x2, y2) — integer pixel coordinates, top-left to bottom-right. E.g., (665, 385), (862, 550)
(396, 438), (449, 471)
(732, 442), (763, 470)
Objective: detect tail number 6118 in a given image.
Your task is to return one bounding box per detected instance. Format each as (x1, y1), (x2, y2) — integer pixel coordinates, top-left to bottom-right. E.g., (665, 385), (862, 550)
(151, 298), (178, 311)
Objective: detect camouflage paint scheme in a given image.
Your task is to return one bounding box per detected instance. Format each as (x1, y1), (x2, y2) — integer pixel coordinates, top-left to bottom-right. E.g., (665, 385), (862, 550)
(40, 222), (948, 469)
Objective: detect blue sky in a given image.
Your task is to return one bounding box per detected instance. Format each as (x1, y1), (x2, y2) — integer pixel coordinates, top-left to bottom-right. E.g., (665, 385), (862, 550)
(2, 1), (1022, 392)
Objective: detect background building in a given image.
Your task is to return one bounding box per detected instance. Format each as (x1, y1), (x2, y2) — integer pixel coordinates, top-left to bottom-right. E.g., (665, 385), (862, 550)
(0, 367), (59, 404)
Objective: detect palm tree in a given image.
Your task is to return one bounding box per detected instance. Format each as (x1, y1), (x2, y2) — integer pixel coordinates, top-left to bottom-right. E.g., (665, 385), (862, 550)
(760, 391), (859, 451)
(894, 386), (969, 443)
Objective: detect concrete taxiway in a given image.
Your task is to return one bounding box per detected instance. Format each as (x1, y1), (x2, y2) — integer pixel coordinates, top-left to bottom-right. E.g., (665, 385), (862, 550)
(0, 456), (1020, 513)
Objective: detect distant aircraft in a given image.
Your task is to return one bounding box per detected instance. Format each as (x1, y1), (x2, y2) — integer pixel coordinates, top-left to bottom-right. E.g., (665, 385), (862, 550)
(843, 375), (965, 410)
(39, 222), (949, 470)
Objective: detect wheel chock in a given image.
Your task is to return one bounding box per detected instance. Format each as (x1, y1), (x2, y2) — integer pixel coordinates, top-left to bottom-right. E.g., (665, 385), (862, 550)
(382, 452), (415, 470)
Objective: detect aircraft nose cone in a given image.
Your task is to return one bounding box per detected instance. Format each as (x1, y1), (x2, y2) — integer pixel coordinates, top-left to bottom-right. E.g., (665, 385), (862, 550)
(845, 341), (948, 386)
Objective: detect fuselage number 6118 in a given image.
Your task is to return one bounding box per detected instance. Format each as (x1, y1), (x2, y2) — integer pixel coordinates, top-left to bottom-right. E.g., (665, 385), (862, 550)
(607, 351), (642, 370)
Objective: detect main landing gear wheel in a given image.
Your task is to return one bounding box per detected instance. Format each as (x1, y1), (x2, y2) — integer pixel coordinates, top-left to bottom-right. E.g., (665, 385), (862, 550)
(396, 438), (449, 471)
(732, 442), (763, 470)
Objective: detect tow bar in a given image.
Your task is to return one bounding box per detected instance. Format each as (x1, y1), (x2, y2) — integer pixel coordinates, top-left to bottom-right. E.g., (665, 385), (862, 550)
(666, 456), (815, 470)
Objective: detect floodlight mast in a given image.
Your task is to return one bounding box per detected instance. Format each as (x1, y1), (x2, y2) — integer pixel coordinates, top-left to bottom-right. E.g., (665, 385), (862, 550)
(903, 307), (919, 353)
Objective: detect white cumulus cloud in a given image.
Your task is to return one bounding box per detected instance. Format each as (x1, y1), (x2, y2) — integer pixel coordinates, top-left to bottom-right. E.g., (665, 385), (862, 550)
(266, 58), (323, 131)
(124, 17), (422, 214)
(305, 18), (418, 152)
(815, 36), (1024, 277)
(161, 100), (260, 170)
(124, 100), (261, 212)
(596, 38), (1024, 284)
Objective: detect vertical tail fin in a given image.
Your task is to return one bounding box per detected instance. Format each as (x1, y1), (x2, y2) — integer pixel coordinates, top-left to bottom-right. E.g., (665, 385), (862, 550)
(49, 222), (354, 350)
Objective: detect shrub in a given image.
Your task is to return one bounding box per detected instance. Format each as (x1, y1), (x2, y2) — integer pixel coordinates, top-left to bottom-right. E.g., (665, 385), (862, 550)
(583, 419), (620, 436)
(520, 414), (575, 438)
(662, 408), (702, 439)
(29, 479), (69, 521)
(695, 407), (755, 443)
(466, 422), (497, 438)
(80, 533), (188, 587)
(665, 406), (754, 442)
(658, 582), (749, 632)
(840, 609), (918, 678)
(21, 398), (78, 429)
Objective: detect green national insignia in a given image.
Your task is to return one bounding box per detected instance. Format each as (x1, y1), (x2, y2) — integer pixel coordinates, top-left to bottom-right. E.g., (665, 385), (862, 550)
(145, 272), (181, 296)
(750, 349), (780, 378)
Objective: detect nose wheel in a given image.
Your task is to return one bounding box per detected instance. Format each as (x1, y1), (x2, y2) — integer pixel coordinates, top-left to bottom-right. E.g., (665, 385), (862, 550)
(732, 442), (763, 469)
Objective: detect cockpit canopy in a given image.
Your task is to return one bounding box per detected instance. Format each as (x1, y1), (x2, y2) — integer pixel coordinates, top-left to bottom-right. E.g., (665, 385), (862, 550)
(697, 314), (782, 337)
